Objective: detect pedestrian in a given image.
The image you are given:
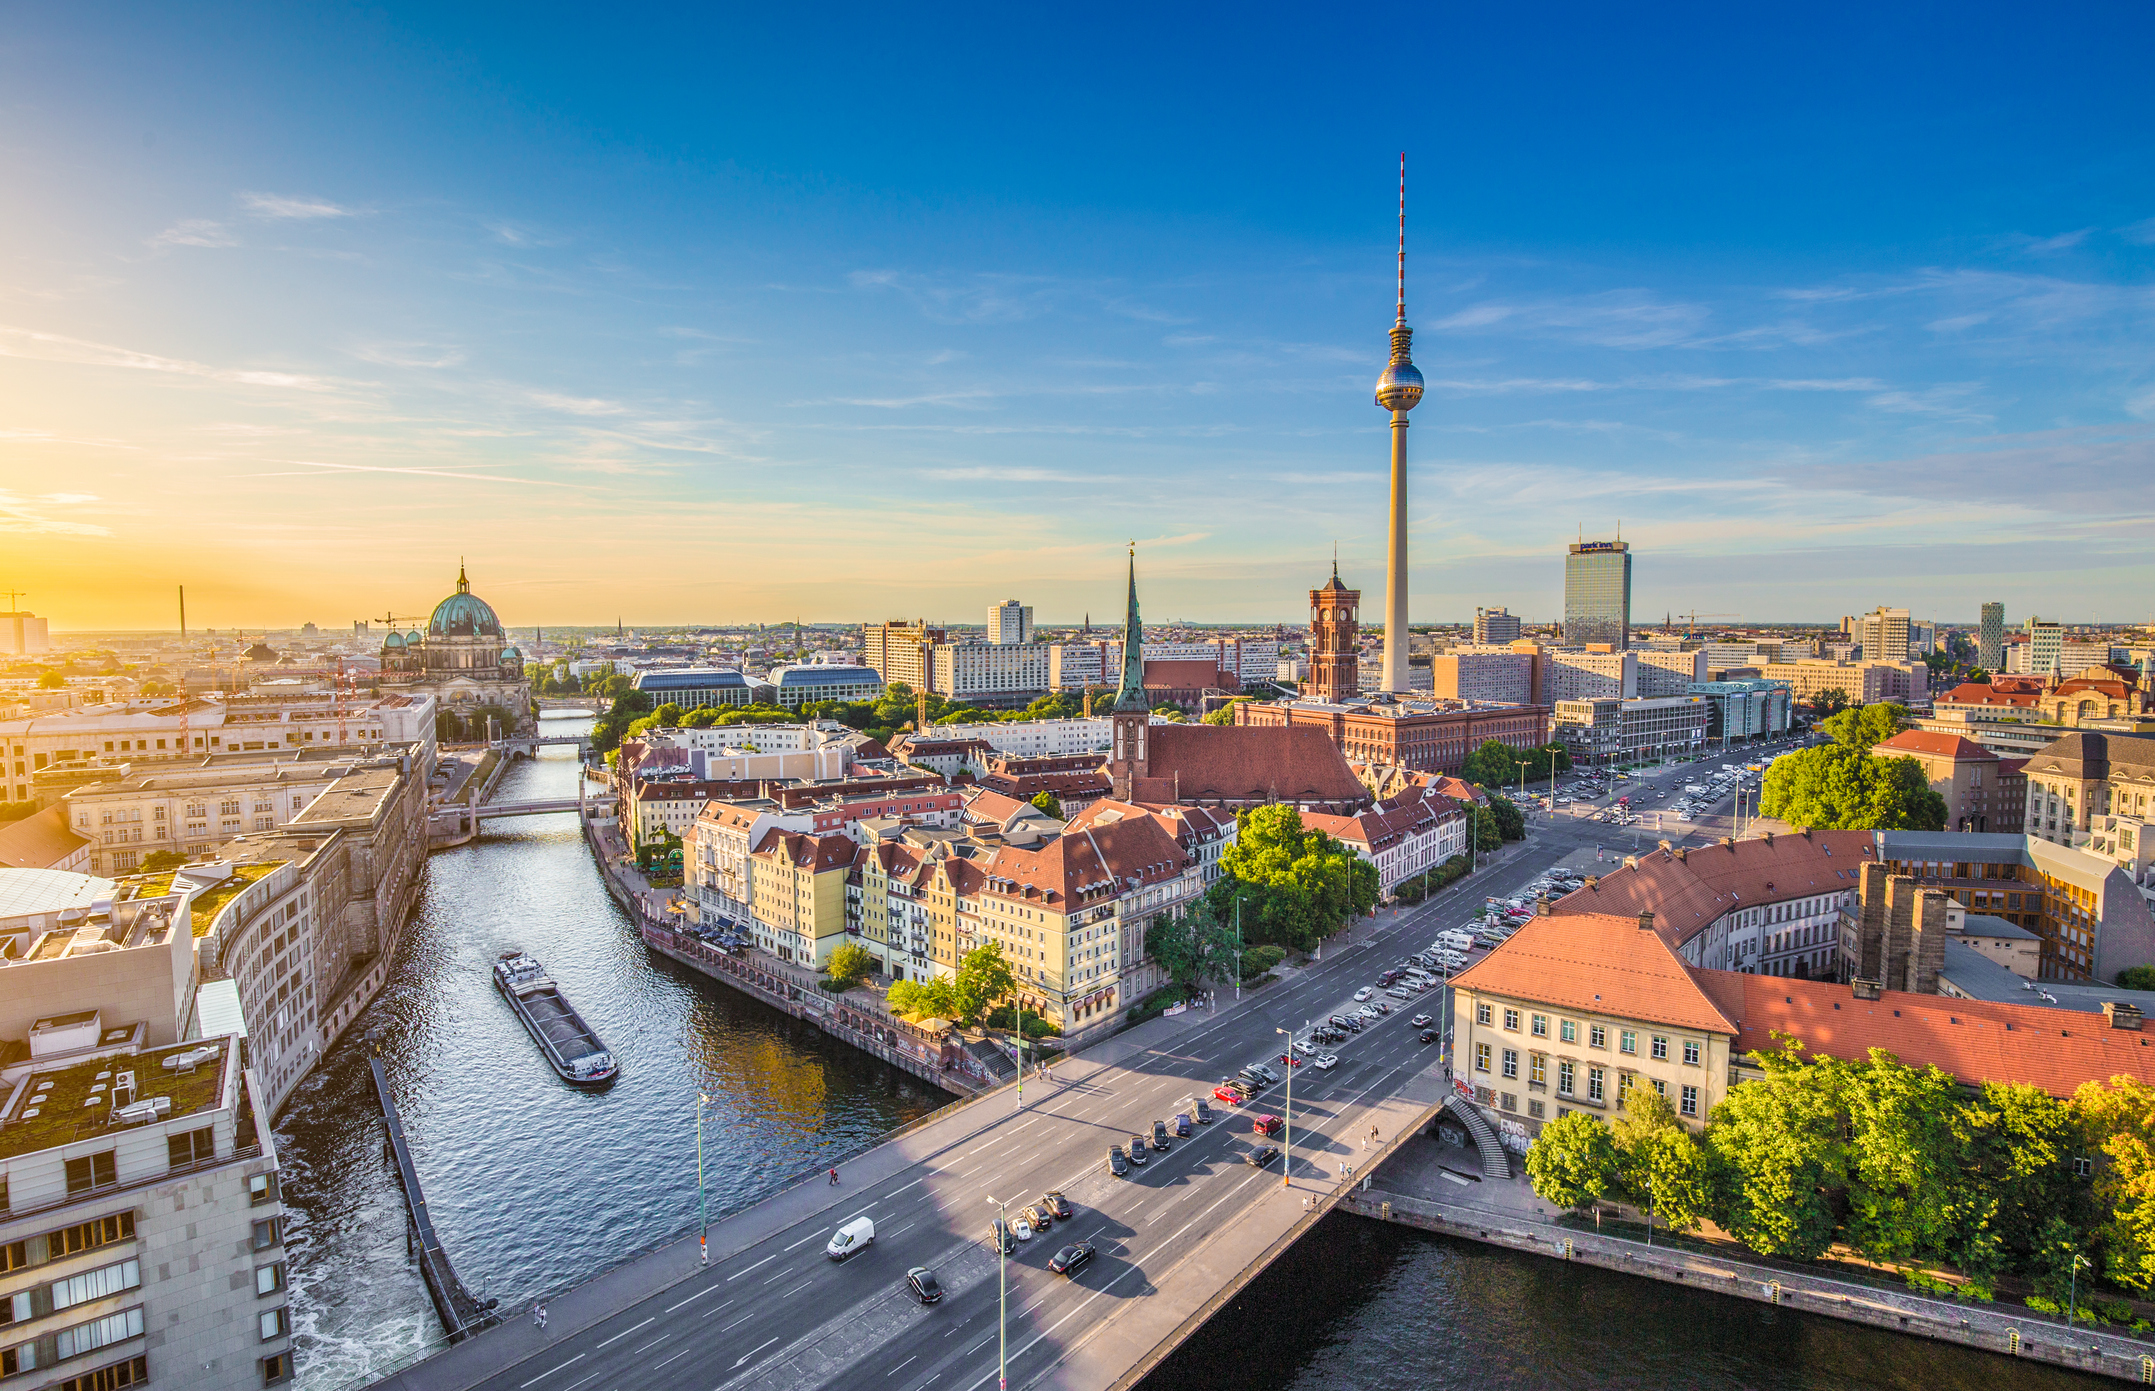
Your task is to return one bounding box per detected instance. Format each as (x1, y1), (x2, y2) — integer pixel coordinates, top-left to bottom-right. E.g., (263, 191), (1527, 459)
(828, 1167), (839, 1186)
(533, 1303), (547, 1330)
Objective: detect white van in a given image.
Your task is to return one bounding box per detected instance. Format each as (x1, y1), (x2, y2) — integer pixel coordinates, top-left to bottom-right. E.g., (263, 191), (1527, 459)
(826, 1216), (875, 1262)
(1435, 930), (1473, 953)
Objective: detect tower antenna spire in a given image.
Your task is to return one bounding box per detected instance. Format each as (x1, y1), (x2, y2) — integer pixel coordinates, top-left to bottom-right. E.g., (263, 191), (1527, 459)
(1396, 152), (1407, 326)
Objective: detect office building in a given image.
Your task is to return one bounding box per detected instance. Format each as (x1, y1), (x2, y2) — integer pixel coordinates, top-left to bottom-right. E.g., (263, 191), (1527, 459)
(1636, 649), (1707, 697)
(2018, 618), (2065, 676)
(1551, 695), (1709, 767)
(1855, 606), (1911, 664)
(0, 612), (50, 655)
(1979, 602), (2005, 671)
(985, 601), (1033, 645)
(629, 668), (757, 711)
(860, 621), (946, 691)
(1472, 606), (1521, 645)
(762, 661), (884, 710)
(1548, 648), (1636, 702)
(1238, 698), (1549, 777)
(1429, 652), (1532, 705)
(1049, 643), (1106, 694)
(1562, 539), (1631, 648)
(1686, 679), (1793, 746)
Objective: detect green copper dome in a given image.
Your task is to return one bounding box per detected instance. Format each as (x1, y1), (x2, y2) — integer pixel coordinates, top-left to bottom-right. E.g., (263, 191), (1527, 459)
(428, 564), (504, 639)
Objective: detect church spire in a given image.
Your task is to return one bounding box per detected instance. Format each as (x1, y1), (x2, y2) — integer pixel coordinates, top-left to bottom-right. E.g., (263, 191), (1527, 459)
(457, 558), (470, 594)
(1111, 542), (1149, 713)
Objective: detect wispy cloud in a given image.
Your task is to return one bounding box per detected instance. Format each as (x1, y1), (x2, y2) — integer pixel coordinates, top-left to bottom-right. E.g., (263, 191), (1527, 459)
(241, 192), (355, 219)
(352, 342), (468, 369)
(527, 391), (625, 416)
(920, 465), (1089, 483)
(2004, 228), (2092, 255)
(244, 461), (579, 488)
(148, 219), (236, 249)
(1428, 290), (1709, 349)
(0, 326), (333, 390)
(0, 490), (110, 536)
(849, 269), (1063, 324)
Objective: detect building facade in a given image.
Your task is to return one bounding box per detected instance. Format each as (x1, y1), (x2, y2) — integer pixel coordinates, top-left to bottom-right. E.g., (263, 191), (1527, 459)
(986, 601), (1034, 645)
(1552, 696), (1710, 768)
(1429, 652), (1531, 705)
(1855, 606), (1911, 664)
(1548, 649), (1637, 703)
(1979, 601), (2005, 671)
(1870, 730), (2026, 834)
(1472, 606), (1521, 645)
(860, 621), (946, 691)
(376, 567), (530, 735)
(1562, 540), (1632, 648)
(1306, 569), (1360, 704)
(1235, 698), (1549, 779)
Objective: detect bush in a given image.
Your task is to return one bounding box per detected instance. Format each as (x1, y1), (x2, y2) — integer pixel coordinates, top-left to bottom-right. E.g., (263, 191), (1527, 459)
(2093, 1297), (2135, 1324)
(824, 942), (875, 986)
(1127, 986), (1189, 1026)
(2022, 1294), (2061, 1316)
(1240, 944), (1286, 979)
(983, 1004), (1063, 1039)
(817, 977), (853, 994)
(1904, 1270), (1955, 1298)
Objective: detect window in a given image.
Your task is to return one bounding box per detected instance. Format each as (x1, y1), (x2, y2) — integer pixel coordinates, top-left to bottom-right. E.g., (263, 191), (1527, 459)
(1529, 1053), (1546, 1086)
(1502, 1008), (1519, 1031)
(1589, 1025), (1606, 1049)
(1527, 1099), (1545, 1119)
(1588, 1068), (1605, 1103)
(47, 1213), (134, 1260)
(1680, 1084), (1700, 1117)
(251, 1218), (281, 1252)
(56, 1353), (148, 1391)
(1650, 1035), (1669, 1061)
(1474, 1042), (1491, 1073)
(1682, 1040), (1701, 1067)
(1530, 1014), (1548, 1037)
(256, 1262), (286, 1296)
(260, 1306), (289, 1341)
(262, 1351), (294, 1385)
(51, 1259), (141, 1311)
(1559, 1019), (1577, 1044)
(65, 1151), (117, 1198)
(2074, 1156), (2094, 1177)
(1557, 1060), (1575, 1096)
(54, 1307), (144, 1362)
(1652, 1078), (1667, 1097)
(168, 1127), (215, 1170)
(1619, 1029), (1637, 1055)
(1617, 1072), (1635, 1107)
(249, 1172), (280, 1206)
(1475, 1003), (1492, 1026)
(1501, 1048), (1518, 1079)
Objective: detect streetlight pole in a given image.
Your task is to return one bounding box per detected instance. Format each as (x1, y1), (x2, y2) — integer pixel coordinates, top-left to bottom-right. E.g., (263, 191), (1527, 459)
(696, 1092), (711, 1266)
(1275, 1024), (1301, 1189)
(1014, 992), (1024, 1108)
(984, 1195), (1009, 1391)
(2068, 1250), (2087, 1329)
(1233, 897), (1244, 1001)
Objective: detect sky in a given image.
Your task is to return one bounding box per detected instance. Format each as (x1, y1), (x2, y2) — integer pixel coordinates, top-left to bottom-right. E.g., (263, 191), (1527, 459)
(2, 3), (2152, 633)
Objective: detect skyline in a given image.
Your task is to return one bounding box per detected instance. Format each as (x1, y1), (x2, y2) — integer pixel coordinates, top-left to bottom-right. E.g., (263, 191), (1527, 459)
(5, 5), (2154, 630)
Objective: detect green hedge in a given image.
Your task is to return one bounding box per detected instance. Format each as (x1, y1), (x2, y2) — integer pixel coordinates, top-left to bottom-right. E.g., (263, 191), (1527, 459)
(1127, 986), (1189, 1026)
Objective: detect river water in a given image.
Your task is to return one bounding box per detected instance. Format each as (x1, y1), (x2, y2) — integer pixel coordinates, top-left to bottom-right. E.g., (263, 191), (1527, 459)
(280, 716), (2093, 1391)
(278, 717), (951, 1386)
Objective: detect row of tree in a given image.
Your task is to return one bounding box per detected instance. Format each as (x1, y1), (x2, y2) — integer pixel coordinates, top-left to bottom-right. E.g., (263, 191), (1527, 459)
(1525, 1040), (2155, 1305)
(1459, 739), (1573, 790)
(1757, 702), (1948, 831)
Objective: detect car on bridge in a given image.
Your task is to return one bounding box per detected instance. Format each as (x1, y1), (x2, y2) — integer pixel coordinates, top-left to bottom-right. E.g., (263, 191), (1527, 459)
(1245, 1144), (1281, 1168)
(905, 1267), (943, 1305)
(1048, 1241), (1095, 1277)
(1126, 1135), (1150, 1165)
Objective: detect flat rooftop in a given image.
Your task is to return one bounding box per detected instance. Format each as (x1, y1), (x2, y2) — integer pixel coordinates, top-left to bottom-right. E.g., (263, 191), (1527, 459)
(0, 869), (116, 924)
(0, 1037), (230, 1161)
(292, 766), (402, 825)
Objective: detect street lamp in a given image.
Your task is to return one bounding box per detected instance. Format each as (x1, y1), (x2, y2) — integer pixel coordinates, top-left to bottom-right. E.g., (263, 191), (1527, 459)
(2068, 1249), (2088, 1330)
(984, 1195), (1010, 1391)
(1232, 896), (1245, 1001)
(1275, 1025), (1300, 1188)
(695, 1092), (713, 1266)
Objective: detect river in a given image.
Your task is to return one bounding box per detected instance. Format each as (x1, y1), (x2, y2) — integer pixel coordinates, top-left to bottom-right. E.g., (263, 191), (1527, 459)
(278, 717), (951, 1386)
(279, 716), (2098, 1391)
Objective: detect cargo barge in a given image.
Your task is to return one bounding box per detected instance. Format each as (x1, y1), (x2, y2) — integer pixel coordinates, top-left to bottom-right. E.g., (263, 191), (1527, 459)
(492, 951), (619, 1085)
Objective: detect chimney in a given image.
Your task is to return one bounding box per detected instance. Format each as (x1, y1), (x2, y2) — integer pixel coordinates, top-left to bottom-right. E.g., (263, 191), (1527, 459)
(1658, 839), (1673, 853)
(1638, 910), (1655, 933)
(1850, 977), (1883, 1001)
(1909, 887), (1949, 996)
(1719, 836), (1734, 848)
(1675, 846), (1687, 862)
(1536, 896), (1551, 916)
(2104, 1001), (2145, 1032)
(1763, 830), (1774, 846)
(1583, 875), (1599, 890)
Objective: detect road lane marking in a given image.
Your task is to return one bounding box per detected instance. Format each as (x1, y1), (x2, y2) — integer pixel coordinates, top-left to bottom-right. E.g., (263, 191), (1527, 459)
(597, 1316), (655, 1344)
(665, 1282), (726, 1312)
(654, 1344), (697, 1370)
(519, 1354), (584, 1387)
(782, 1279), (815, 1297)
(886, 1355), (919, 1378)
(733, 1336), (781, 1368)
(561, 1370), (606, 1391)
(631, 1334), (670, 1355)
(784, 1231), (823, 1251)
(725, 1253), (779, 1281)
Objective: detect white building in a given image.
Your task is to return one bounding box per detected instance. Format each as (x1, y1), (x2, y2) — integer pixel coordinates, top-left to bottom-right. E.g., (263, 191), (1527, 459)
(1548, 649), (1637, 702)
(1856, 607), (1912, 664)
(1049, 643), (1107, 692)
(1637, 649), (1708, 697)
(906, 718), (1111, 759)
(929, 643), (1050, 702)
(986, 601), (1034, 645)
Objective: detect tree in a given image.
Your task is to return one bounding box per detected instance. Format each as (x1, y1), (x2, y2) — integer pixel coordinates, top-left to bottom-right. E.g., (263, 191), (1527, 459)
(137, 849), (191, 873)
(1614, 1093), (1711, 1235)
(824, 942), (875, 986)
(1842, 1050), (1975, 1272)
(1964, 1081), (2083, 1277)
(1819, 702), (1912, 750)
(887, 977), (959, 1021)
(1145, 895), (1242, 990)
(35, 670), (63, 689)
(1758, 743), (1946, 831)
(1704, 1040), (1850, 1260)
(1525, 1113), (1622, 1212)
(1029, 791), (1064, 819)
(2118, 965), (2155, 991)
(1219, 806), (1378, 950)
(1150, 704), (1187, 722)
(953, 941), (1017, 1025)
(1203, 699), (1252, 727)
(2073, 1075), (2155, 1295)
(1807, 687), (1850, 718)
(1478, 790), (1526, 842)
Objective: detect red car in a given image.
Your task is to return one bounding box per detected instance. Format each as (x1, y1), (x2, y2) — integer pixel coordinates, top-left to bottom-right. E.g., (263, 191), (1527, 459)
(1277, 1053), (1303, 1067)
(1212, 1085), (1243, 1105)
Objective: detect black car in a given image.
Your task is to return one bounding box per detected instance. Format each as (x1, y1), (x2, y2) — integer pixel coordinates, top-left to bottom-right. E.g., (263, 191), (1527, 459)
(906, 1267), (943, 1304)
(990, 1219), (1016, 1255)
(1173, 1113), (1192, 1137)
(1419, 1029), (1439, 1044)
(1245, 1145), (1281, 1168)
(1041, 1190), (1074, 1220)
(1107, 1146), (1129, 1177)
(1194, 1099), (1215, 1125)
(1127, 1135), (1150, 1165)
(1048, 1241), (1095, 1277)
(1152, 1121), (1171, 1151)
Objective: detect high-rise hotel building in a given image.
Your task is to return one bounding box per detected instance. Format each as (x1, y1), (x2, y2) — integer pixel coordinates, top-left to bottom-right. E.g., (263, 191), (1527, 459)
(1562, 540), (1632, 648)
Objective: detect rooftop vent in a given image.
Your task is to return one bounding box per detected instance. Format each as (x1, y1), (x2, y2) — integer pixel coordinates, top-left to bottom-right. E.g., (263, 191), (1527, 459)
(2104, 1001), (2144, 1032)
(1851, 978), (1883, 1001)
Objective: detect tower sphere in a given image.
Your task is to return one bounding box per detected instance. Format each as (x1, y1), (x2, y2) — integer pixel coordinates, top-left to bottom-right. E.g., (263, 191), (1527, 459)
(1375, 359), (1423, 412)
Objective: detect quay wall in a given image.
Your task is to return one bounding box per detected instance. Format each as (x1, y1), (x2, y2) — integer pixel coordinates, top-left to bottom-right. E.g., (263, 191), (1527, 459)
(1342, 1188), (2155, 1385)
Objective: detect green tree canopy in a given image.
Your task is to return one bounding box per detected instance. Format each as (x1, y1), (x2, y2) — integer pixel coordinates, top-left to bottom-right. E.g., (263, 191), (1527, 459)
(1704, 1041), (1851, 1260)
(2075, 1075), (2155, 1295)
(1477, 790), (1527, 842)
(2117, 965), (2155, 991)
(824, 942), (876, 986)
(886, 977), (959, 1021)
(1819, 702), (1912, 750)
(1029, 791), (1064, 820)
(1525, 1113), (1622, 1211)
(1806, 687), (1851, 717)
(1202, 698), (1253, 727)
(35, 670), (64, 689)
(1758, 743), (1946, 831)
(1613, 1090), (1712, 1233)
(1460, 740), (1572, 788)
(953, 941), (1017, 1024)
(1217, 806), (1379, 951)
(1144, 894), (1243, 990)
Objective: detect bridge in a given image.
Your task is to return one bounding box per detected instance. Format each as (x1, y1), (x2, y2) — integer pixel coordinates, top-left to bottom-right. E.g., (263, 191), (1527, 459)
(473, 796), (600, 821)
(363, 890), (1494, 1391)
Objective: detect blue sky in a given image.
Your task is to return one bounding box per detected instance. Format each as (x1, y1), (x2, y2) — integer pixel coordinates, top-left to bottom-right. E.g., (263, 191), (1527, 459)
(3, 4), (2152, 630)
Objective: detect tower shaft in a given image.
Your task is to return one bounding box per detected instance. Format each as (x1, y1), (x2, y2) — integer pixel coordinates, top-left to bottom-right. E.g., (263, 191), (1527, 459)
(1382, 412), (1410, 693)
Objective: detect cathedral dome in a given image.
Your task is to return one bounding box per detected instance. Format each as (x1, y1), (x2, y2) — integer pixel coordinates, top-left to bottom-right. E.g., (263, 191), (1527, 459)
(427, 565), (503, 639)
(383, 631), (404, 650)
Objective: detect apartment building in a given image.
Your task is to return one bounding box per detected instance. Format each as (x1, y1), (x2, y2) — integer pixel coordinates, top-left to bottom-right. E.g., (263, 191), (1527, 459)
(1428, 652), (1532, 705)
(1870, 731), (2026, 833)
(1635, 649), (1706, 697)
(929, 642), (1050, 703)
(1302, 787), (1468, 899)
(1472, 607), (1521, 644)
(900, 718), (1111, 759)
(748, 831), (855, 967)
(62, 754), (359, 877)
(986, 601), (1034, 645)
(1979, 602), (2005, 671)
(1049, 643), (1107, 693)
(1548, 648), (1636, 702)
(860, 622), (946, 691)
(1855, 606), (1911, 663)
(0, 1034), (291, 1391)
(1757, 658), (1924, 707)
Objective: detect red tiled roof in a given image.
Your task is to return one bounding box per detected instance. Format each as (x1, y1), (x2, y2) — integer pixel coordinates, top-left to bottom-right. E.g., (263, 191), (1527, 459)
(982, 812), (1191, 908)
(751, 829), (857, 871)
(1722, 974), (2153, 1097)
(1450, 911), (1742, 1036)
(1130, 724), (1368, 807)
(1873, 730), (1996, 762)
(1551, 830), (1877, 950)
(1940, 683), (2037, 708)
(0, 806), (90, 870)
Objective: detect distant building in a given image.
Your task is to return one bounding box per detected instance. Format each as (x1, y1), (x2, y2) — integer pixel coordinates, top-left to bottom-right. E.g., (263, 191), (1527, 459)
(1562, 539), (1631, 648)
(860, 620), (946, 691)
(631, 668), (757, 711)
(763, 661), (884, 710)
(1552, 695), (1709, 768)
(1979, 601), (2005, 671)
(1636, 649), (1707, 697)
(1472, 606), (1521, 645)
(375, 566), (530, 735)
(929, 642), (1050, 704)
(1237, 697), (1549, 779)
(0, 611), (50, 655)
(986, 600), (1034, 645)
(1869, 730), (2026, 834)
(1855, 606), (1911, 664)
(1429, 652), (1532, 705)
(1549, 648), (1636, 702)
(1306, 567), (1360, 704)
(2014, 618), (2065, 676)
(1686, 679), (1793, 746)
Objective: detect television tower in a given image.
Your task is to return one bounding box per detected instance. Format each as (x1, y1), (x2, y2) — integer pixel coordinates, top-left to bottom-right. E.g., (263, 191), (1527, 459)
(1376, 153), (1424, 694)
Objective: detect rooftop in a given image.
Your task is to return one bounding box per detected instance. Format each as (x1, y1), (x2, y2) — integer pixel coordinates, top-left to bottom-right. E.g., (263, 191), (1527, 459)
(1451, 909), (1741, 1036)
(0, 1036), (232, 1161)
(184, 862), (282, 933)
(0, 868), (116, 925)
(291, 766), (402, 825)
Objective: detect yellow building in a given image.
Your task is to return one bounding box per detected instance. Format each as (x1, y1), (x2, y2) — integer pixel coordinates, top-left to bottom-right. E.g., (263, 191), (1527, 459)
(1449, 909), (1739, 1138)
(747, 830), (855, 968)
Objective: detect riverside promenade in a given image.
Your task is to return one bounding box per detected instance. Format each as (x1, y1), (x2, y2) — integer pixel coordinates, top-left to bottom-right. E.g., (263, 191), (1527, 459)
(1348, 1127), (2155, 1385)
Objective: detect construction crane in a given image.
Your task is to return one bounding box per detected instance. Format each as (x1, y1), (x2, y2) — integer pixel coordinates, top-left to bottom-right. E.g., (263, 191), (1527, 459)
(1682, 611), (1739, 636)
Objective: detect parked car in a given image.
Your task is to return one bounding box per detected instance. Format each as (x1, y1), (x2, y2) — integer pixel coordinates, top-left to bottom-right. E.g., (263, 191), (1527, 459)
(1151, 1121), (1172, 1151)
(1245, 1145), (1281, 1168)
(1252, 1062), (1283, 1084)
(1012, 1217), (1034, 1242)
(1042, 1190), (1074, 1219)
(1213, 1085), (1244, 1105)
(1127, 1135), (1150, 1164)
(1108, 1146), (1129, 1177)
(1174, 1112), (1193, 1137)
(1048, 1241), (1095, 1277)
(1023, 1203), (1053, 1232)
(906, 1267), (943, 1304)
(1353, 987), (1374, 1002)
(1195, 1099), (1215, 1125)
(1252, 1113), (1284, 1138)
(990, 1218), (1016, 1254)
(1277, 1052), (1303, 1068)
